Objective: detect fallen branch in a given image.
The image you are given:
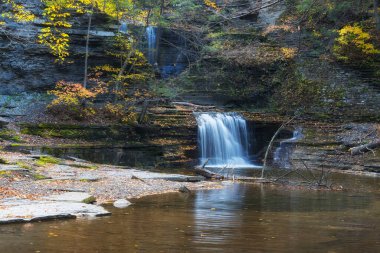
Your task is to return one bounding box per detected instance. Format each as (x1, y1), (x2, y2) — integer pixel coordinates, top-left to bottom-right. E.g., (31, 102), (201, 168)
(194, 159), (224, 180)
(172, 102), (215, 109)
(194, 167), (224, 180)
(131, 175), (151, 185)
(349, 140), (380, 156)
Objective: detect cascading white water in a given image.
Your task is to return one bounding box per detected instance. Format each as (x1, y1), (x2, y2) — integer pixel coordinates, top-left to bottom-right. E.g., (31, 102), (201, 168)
(119, 21), (128, 34)
(195, 112), (257, 168)
(273, 128), (303, 169)
(146, 26), (157, 64)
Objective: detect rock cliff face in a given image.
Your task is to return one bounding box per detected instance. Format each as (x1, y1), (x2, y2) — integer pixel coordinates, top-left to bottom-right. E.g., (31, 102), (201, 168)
(0, 6), (193, 94)
(0, 0), (117, 94)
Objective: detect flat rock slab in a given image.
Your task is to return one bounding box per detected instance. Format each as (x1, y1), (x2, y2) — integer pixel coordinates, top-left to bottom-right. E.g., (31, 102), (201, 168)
(42, 192), (94, 203)
(0, 165), (28, 172)
(131, 171), (205, 182)
(0, 199), (110, 224)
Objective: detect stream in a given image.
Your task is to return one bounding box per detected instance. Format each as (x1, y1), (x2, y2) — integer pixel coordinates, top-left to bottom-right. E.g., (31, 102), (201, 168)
(1, 113), (379, 252)
(0, 176), (379, 253)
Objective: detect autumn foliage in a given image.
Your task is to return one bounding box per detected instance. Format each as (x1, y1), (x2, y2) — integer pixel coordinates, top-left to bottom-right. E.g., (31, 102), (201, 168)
(47, 81), (98, 120)
(333, 24), (380, 64)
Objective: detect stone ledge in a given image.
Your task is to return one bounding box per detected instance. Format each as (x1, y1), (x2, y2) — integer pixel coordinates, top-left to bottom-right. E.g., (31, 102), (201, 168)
(0, 199), (110, 224)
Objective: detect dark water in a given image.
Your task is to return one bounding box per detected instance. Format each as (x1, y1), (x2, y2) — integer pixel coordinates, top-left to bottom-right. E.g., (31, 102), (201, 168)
(7, 121), (289, 171)
(0, 180), (379, 253)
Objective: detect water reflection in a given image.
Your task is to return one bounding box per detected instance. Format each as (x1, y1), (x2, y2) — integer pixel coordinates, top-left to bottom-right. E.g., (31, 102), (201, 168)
(1, 181), (379, 253)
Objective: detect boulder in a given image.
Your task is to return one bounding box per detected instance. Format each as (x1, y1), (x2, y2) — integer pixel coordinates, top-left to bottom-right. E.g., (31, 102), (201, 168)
(113, 199), (131, 208)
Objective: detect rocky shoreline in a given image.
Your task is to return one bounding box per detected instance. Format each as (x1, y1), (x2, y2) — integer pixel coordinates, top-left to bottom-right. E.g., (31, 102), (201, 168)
(0, 151), (221, 224)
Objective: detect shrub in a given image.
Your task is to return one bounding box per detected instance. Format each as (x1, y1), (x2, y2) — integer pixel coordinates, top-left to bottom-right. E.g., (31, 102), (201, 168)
(333, 24), (380, 64)
(47, 81), (97, 120)
(102, 103), (137, 124)
(103, 103), (126, 120)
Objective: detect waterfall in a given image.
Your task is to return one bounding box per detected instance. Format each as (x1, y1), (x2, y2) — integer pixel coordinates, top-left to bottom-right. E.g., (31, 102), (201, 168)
(273, 128), (303, 169)
(146, 26), (157, 64)
(195, 112), (257, 168)
(119, 21), (128, 34)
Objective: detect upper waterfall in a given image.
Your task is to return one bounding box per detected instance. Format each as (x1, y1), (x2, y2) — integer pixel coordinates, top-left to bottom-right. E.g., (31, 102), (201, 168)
(146, 26), (157, 64)
(195, 112), (258, 168)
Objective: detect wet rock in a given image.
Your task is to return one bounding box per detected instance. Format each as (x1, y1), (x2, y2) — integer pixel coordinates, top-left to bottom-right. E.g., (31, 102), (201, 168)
(113, 199), (131, 208)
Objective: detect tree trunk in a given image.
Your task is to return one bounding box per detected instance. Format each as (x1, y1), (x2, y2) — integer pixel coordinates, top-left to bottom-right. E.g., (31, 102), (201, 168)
(160, 0), (165, 15)
(83, 4), (94, 89)
(146, 8), (151, 26)
(375, 0), (380, 31)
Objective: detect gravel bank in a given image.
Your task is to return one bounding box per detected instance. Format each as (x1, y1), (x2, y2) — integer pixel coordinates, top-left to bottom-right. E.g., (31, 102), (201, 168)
(0, 151), (222, 223)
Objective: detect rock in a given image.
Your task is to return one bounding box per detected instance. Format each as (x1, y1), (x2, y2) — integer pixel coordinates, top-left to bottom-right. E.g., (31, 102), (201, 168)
(113, 199), (131, 208)
(43, 192), (95, 203)
(0, 165), (28, 172)
(65, 156), (89, 163)
(0, 199), (110, 224)
(179, 186), (191, 193)
(0, 116), (11, 127)
(77, 175), (101, 182)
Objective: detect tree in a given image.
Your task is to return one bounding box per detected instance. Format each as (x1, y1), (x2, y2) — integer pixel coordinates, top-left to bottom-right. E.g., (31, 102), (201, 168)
(375, 0), (380, 31)
(83, 1), (94, 88)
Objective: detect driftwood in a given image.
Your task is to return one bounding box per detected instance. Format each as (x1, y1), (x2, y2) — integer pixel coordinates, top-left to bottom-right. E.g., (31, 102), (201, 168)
(194, 167), (224, 180)
(172, 102), (215, 109)
(349, 140), (380, 155)
(194, 159), (224, 180)
(131, 174), (150, 185)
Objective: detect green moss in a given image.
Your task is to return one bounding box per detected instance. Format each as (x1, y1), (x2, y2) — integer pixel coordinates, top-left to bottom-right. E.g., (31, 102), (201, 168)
(19, 123), (130, 141)
(0, 171), (11, 177)
(16, 162), (32, 170)
(0, 129), (23, 143)
(35, 156), (61, 167)
(0, 157), (9, 164)
(82, 196), (96, 204)
(32, 173), (50, 180)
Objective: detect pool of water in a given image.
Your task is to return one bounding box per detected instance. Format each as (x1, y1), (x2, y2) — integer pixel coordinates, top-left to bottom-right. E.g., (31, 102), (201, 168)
(0, 177), (379, 253)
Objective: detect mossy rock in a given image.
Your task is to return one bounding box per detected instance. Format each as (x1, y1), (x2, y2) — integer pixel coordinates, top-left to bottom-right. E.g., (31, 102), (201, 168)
(19, 123), (134, 141)
(35, 156), (61, 167)
(82, 196), (96, 204)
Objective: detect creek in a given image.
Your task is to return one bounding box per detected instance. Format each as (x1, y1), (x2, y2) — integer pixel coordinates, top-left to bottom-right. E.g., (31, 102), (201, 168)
(0, 176), (379, 253)
(1, 113), (380, 252)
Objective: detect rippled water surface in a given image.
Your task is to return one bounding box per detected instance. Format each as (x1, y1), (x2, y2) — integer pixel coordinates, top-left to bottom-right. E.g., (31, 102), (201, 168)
(0, 179), (379, 253)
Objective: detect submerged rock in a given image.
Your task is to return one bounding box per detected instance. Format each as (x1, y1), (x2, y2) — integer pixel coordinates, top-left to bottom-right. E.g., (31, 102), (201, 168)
(113, 199), (131, 208)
